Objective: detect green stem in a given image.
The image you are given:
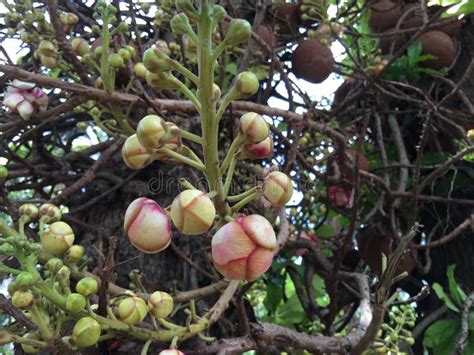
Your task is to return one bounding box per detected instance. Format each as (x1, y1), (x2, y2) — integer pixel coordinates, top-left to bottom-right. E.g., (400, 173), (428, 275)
(230, 191), (259, 213)
(141, 339), (152, 355)
(223, 158), (236, 197)
(30, 304), (53, 339)
(215, 94), (232, 123)
(177, 129), (204, 145)
(171, 59), (200, 85)
(220, 135), (244, 174)
(198, 1), (231, 219)
(227, 186), (259, 203)
(176, 80), (202, 112)
(179, 178), (198, 190)
(157, 149), (205, 171)
(0, 219), (19, 237)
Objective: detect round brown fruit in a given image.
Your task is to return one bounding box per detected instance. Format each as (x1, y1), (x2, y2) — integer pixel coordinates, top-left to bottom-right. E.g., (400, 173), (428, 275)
(275, 3), (301, 34)
(291, 39), (334, 83)
(368, 1), (402, 33)
(419, 30), (455, 70)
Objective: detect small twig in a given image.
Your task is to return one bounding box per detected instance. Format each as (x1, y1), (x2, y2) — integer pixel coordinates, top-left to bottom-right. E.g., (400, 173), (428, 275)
(454, 292), (474, 355)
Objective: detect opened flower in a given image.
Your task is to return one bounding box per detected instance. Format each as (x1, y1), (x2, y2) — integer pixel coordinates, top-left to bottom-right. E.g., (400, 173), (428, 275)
(3, 80), (48, 120)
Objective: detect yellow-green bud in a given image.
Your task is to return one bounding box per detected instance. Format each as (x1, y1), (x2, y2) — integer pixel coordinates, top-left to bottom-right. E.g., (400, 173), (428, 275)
(223, 19), (252, 47)
(134, 62), (148, 78)
(57, 265), (71, 282)
(143, 48), (172, 73)
(38, 40), (56, 57)
(20, 332), (43, 353)
(7, 281), (18, 296)
(94, 45), (103, 58)
(232, 71), (259, 99)
(145, 71), (180, 90)
(40, 221), (74, 255)
(72, 317), (101, 348)
(125, 45), (136, 57)
(122, 134), (153, 170)
(263, 171), (294, 206)
(118, 47), (132, 61)
(239, 112), (269, 143)
(66, 293), (87, 313)
(170, 13), (193, 36)
(118, 296), (148, 324)
(212, 5), (227, 24)
(76, 277), (98, 297)
(176, 0), (199, 20)
(109, 53), (124, 68)
(136, 115), (167, 149)
(170, 190), (216, 235)
(46, 258), (63, 274)
(39, 203), (61, 223)
(468, 129), (474, 140)
(71, 38), (90, 56)
(0, 166), (7, 179)
(19, 203), (39, 221)
(148, 291), (174, 318)
(66, 245), (85, 263)
(12, 290), (34, 309)
(15, 272), (35, 289)
(40, 55), (57, 69)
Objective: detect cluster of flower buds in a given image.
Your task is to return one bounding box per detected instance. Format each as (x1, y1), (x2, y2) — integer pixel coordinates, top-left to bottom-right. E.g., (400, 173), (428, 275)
(122, 115), (183, 170)
(109, 45), (136, 68)
(2, 80), (48, 120)
(211, 215), (277, 281)
(123, 197), (172, 253)
(34, 40), (59, 69)
(236, 111), (274, 160)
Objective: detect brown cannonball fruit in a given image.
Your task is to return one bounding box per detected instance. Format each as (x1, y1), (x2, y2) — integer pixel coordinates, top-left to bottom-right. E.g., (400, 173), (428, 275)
(368, 1), (403, 33)
(379, 28), (408, 54)
(419, 30), (455, 70)
(275, 3), (301, 34)
(291, 39), (334, 83)
(257, 24), (277, 48)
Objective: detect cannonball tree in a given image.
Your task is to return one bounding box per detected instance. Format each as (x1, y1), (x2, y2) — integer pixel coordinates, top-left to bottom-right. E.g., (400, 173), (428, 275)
(0, 0), (473, 354)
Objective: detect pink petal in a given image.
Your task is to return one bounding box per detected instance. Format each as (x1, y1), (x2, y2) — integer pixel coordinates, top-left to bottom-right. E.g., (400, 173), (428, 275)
(3, 92), (24, 109)
(12, 80), (36, 90)
(17, 100), (34, 120)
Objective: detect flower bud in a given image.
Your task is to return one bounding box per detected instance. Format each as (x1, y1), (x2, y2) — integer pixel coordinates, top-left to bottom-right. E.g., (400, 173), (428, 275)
(20, 332), (43, 353)
(12, 290), (34, 309)
(213, 5), (227, 24)
(134, 62), (148, 78)
(329, 186), (353, 208)
(148, 291), (174, 318)
(71, 38), (90, 56)
(0, 166), (7, 179)
(227, 71), (259, 101)
(145, 71), (180, 90)
(39, 203), (61, 223)
(176, 0), (199, 21)
(40, 55), (57, 69)
(66, 245), (85, 263)
(118, 47), (132, 61)
(170, 13), (193, 36)
(223, 19), (252, 47)
(38, 40), (56, 57)
(40, 221), (74, 255)
(66, 293), (87, 313)
(239, 112), (269, 143)
(136, 114), (167, 149)
(118, 296), (148, 324)
(263, 172), (293, 206)
(238, 136), (274, 160)
(109, 53), (124, 68)
(46, 258), (63, 274)
(211, 214), (277, 281)
(15, 272), (35, 289)
(57, 265), (71, 284)
(171, 190), (216, 235)
(76, 277), (98, 297)
(124, 45), (136, 57)
(72, 317), (101, 348)
(467, 129), (474, 140)
(143, 48), (172, 73)
(155, 40), (171, 56)
(122, 134), (153, 170)
(159, 350), (185, 355)
(124, 198), (172, 253)
(19, 203), (39, 221)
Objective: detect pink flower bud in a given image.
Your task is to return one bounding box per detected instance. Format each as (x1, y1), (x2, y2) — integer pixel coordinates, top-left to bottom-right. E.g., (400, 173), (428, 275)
(159, 350), (185, 355)
(239, 112), (269, 143)
(237, 136), (274, 160)
(124, 198), (172, 253)
(122, 134), (153, 170)
(211, 215), (277, 281)
(170, 190), (216, 235)
(263, 171), (293, 206)
(2, 81), (48, 120)
(329, 186), (353, 208)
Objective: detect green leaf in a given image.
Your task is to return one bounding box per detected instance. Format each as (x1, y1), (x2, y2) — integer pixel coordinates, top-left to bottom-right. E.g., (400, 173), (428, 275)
(447, 264), (467, 306)
(263, 281), (283, 314)
(315, 224), (335, 239)
(469, 312), (474, 330)
(275, 293), (306, 326)
(423, 318), (460, 354)
(225, 63), (237, 75)
(432, 283), (460, 312)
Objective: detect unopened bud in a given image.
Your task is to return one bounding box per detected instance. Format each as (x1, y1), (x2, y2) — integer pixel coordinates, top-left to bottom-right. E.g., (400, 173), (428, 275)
(145, 71), (180, 90)
(72, 317), (101, 348)
(263, 172), (293, 206)
(118, 296), (148, 324)
(239, 112), (269, 143)
(76, 277), (98, 297)
(136, 115), (167, 149)
(143, 48), (173, 73)
(223, 19), (252, 47)
(109, 53), (124, 68)
(134, 62), (148, 78)
(170, 13), (193, 36)
(66, 245), (85, 263)
(71, 38), (90, 56)
(12, 290), (34, 309)
(170, 190), (216, 235)
(39, 203), (61, 223)
(40, 221), (74, 255)
(122, 134), (153, 170)
(66, 293), (87, 313)
(148, 291), (174, 318)
(228, 71), (259, 100)
(19, 203), (39, 221)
